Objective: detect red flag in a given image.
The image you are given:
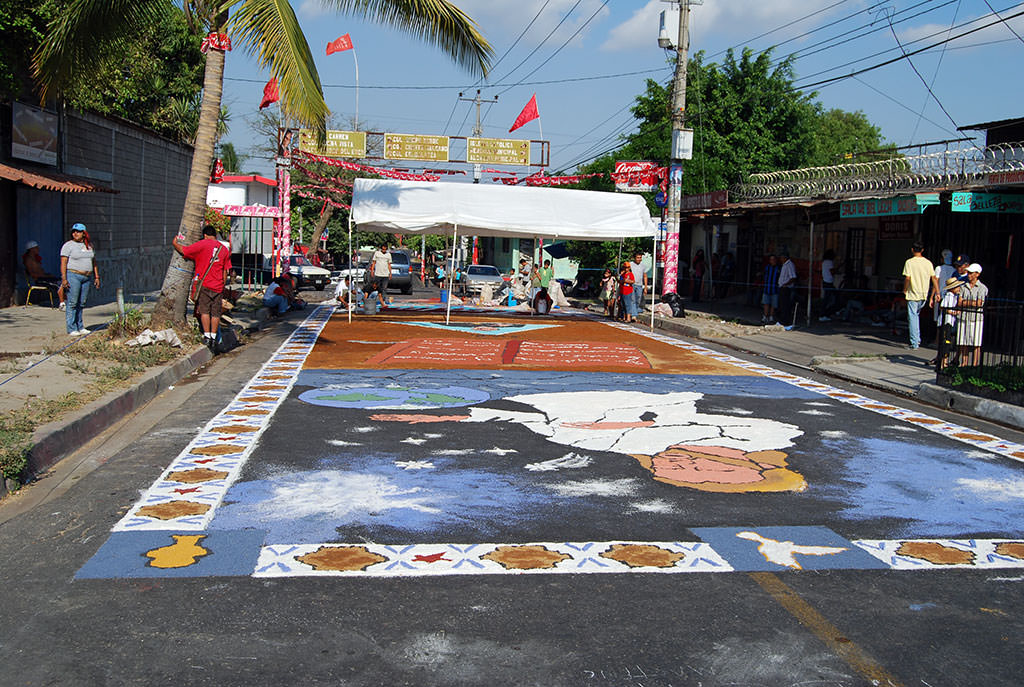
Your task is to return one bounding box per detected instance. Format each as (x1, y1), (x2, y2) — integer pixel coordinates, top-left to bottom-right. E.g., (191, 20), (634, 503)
(509, 94), (539, 133)
(326, 34), (353, 55)
(210, 158), (225, 184)
(259, 77), (279, 109)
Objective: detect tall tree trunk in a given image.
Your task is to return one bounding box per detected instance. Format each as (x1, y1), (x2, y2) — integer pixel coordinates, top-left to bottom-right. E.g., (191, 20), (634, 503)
(308, 206), (333, 252)
(151, 38), (226, 328)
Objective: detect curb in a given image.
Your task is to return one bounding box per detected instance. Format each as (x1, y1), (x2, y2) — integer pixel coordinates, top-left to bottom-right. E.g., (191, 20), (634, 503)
(917, 383), (1024, 431)
(2, 345), (213, 498)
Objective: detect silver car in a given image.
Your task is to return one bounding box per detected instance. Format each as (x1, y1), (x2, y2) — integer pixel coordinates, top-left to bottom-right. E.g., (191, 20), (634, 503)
(463, 264), (506, 294)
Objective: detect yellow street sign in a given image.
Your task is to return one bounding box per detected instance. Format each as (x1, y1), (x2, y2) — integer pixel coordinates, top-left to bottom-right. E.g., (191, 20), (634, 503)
(384, 133), (450, 162)
(298, 129), (367, 158)
(467, 137), (531, 166)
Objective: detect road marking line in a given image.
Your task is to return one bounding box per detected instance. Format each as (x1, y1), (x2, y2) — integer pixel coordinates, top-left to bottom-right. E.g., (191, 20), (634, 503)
(750, 572), (904, 686)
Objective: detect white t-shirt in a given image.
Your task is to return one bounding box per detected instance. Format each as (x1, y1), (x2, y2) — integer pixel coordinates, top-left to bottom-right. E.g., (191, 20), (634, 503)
(372, 250), (392, 277)
(778, 259), (797, 287)
(60, 240), (95, 273)
(821, 259), (834, 285)
(265, 282), (284, 299)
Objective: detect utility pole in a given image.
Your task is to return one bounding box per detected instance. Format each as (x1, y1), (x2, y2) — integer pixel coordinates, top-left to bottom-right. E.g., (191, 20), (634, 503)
(660, 1), (698, 295)
(458, 89), (498, 184)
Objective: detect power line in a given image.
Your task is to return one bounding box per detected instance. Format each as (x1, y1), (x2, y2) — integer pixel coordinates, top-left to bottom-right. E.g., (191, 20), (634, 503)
(908, 0), (962, 144)
(981, 0), (1024, 44)
(795, 7), (1024, 90)
(488, 0), (583, 85)
(224, 66), (669, 91)
(497, 0), (611, 97)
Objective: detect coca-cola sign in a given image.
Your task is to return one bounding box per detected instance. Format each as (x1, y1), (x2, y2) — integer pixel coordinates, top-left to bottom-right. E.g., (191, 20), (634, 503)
(613, 161), (666, 193)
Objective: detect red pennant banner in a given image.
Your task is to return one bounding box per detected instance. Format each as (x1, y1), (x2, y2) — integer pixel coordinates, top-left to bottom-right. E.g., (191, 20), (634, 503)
(296, 150), (441, 182)
(326, 34), (354, 55)
(201, 33), (232, 53)
(259, 78), (279, 109)
(295, 189), (350, 209)
(210, 158), (225, 183)
(509, 94), (540, 133)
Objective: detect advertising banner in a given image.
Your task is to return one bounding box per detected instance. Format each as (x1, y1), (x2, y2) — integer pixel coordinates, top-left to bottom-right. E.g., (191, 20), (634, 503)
(12, 103), (58, 166)
(614, 161), (665, 193)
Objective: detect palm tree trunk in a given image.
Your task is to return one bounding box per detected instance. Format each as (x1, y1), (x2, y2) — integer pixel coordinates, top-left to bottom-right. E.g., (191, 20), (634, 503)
(151, 39), (226, 328)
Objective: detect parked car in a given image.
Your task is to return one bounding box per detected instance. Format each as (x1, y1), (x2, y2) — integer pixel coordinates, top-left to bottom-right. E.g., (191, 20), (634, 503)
(365, 250), (413, 294)
(463, 264), (505, 295)
(331, 260), (367, 286)
(282, 253), (330, 291)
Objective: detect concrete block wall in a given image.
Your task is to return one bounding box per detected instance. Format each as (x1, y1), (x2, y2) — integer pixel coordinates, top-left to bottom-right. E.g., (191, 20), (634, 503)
(64, 111), (193, 299)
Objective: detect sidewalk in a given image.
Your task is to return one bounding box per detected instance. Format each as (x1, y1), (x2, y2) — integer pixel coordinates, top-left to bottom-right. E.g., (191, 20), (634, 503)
(630, 295), (1024, 430)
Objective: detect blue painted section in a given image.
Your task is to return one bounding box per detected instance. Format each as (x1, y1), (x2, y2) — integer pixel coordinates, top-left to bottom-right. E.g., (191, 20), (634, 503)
(384, 321), (559, 336)
(212, 455), (562, 543)
(298, 385), (490, 409)
(75, 530), (267, 579)
(819, 437), (1024, 538)
(691, 526), (888, 571)
(295, 369), (823, 401)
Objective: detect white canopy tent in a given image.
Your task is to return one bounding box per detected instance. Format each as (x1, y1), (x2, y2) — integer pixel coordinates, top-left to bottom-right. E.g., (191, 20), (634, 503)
(348, 178), (659, 324)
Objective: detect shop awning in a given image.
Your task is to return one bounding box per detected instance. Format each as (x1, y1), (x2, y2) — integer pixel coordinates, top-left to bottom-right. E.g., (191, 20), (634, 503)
(0, 162), (117, 193)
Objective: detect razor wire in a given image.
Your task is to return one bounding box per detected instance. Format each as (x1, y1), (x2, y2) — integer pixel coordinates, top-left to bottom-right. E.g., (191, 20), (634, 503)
(730, 140), (1024, 202)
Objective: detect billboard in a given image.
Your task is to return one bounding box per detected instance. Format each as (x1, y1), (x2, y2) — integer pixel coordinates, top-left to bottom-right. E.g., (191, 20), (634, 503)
(614, 161), (665, 193)
(12, 102), (58, 166)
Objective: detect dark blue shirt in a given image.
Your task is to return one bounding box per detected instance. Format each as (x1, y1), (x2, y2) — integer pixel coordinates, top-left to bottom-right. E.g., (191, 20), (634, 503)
(763, 264), (780, 295)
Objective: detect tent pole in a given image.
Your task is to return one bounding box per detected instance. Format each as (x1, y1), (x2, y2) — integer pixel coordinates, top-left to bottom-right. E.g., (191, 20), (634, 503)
(446, 224), (458, 325)
(650, 232), (658, 331)
(347, 214), (353, 324)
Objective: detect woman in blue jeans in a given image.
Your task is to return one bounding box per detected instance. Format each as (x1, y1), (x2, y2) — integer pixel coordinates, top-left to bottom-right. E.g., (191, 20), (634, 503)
(59, 223), (100, 335)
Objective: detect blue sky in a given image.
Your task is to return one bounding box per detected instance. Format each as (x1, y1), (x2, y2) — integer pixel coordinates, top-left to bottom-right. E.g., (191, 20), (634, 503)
(220, 1), (1024, 180)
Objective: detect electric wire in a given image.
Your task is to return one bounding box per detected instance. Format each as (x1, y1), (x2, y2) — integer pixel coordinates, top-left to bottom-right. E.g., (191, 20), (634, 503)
(496, 0), (611, 97)
(981, 0), (1024, 43)
(487, 0), (584, 86)
(908, 0), (962, 144)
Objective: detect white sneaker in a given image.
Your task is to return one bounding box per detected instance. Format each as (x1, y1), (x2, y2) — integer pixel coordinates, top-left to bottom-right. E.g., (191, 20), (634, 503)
(69, 329), (85, 336)
(78, 328), (89, 335)
(58, 302), (66, 311)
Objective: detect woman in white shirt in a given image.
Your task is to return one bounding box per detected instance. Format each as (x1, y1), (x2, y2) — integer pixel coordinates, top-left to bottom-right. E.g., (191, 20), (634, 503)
(59, 223), (99, 335)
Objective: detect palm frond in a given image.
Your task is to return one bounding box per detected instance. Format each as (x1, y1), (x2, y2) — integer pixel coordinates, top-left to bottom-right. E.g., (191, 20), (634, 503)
(228, 0), (329, 136)
(318, 0), (492, 77)
(33, 0), (174, 101)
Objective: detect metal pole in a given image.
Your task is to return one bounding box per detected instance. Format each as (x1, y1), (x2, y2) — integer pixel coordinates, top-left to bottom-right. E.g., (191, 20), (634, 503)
(347, 214), (353, 323)
(446, 225), (458, 325)
(650, 234), (658, 331)
(664, 1), (693, 295)
(807, 219), (814, 327)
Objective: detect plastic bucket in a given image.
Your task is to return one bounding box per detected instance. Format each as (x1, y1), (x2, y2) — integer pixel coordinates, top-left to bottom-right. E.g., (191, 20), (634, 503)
(363, 299), (378, 315)
(440, 289), (449, 303)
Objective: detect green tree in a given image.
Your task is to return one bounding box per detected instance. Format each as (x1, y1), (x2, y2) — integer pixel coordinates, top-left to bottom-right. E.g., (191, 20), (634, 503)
(218, 142), (242, 173)
(805, 108), (886, 166)
(35, 0), (492, 326)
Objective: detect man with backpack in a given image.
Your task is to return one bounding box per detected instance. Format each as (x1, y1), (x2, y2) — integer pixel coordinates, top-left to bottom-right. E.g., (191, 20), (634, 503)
(172, 224), (232, 352)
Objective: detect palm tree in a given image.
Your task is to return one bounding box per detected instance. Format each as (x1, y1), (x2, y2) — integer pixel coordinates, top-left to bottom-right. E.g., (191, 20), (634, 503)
(34, 0), (491, 325)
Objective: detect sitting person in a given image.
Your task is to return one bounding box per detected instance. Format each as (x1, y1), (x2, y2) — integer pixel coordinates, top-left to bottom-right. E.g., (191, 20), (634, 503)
(22, 240), (64, 307)
(263, 276), (290, 316)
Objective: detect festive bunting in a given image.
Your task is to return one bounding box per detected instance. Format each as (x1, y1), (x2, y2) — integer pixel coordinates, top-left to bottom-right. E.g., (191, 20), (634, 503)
(296, 150), (441, 182)
(509, 94), (540, 133)
(200, 32), (232, 53)
(326, 34), (354, 55)
(295, 189), (350, 209)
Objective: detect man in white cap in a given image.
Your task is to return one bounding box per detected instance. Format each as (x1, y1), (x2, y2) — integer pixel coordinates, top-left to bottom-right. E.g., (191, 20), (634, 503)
(22, 240), (63, 306)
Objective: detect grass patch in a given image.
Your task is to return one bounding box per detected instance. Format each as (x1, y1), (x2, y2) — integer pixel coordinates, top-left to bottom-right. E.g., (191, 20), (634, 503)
(945, 363), (1024, 394)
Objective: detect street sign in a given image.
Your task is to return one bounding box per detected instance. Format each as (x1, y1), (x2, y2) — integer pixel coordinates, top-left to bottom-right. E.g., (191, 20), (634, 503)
(298, 129), (367, 158)
(951, 191), (1024, 213)
(384, 133), (450, 162)
(467, 137), (530, 166)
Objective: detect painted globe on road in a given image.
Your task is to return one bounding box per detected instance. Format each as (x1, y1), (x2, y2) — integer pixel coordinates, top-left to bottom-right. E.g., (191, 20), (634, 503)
(298, 385), (489, 410)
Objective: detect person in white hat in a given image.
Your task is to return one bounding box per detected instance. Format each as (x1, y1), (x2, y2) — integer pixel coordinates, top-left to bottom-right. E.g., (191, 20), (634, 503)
(22, 239), (64, 307)
(956, 263), (987, 366)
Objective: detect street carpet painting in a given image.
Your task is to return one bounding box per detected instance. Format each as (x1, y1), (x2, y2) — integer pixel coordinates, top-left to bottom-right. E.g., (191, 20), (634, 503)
(77, 306), (1024, 579)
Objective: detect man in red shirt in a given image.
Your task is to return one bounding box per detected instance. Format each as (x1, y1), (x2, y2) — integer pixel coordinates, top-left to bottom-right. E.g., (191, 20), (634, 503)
(172, 225), (232, 352)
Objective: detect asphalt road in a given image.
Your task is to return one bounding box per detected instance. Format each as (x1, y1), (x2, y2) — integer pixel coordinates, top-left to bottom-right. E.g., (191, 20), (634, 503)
(1, 291), (1022, 687)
